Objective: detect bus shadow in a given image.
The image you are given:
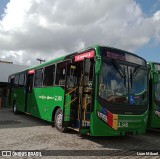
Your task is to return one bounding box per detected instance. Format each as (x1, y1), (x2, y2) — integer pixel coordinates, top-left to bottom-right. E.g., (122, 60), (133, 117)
(0, 108), (51, 129)
(77, 133), (160, 151)
(146, 129), (160, 136)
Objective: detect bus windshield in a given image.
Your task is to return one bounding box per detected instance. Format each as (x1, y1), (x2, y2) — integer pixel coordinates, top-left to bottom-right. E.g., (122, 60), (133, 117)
(129, 66), (148, 105)
(99, 60), (148, 105)
(99, 61), (127, 104)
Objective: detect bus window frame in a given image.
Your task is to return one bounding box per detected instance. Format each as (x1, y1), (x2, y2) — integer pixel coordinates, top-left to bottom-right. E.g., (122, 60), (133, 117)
(14, 74), (20, 88)
(34, 68), (44, 88)
(55, 61), (69, 86)
(9, 76), (15, 90)
(43, 64), (55, 87)
(18, 72), (26, 87)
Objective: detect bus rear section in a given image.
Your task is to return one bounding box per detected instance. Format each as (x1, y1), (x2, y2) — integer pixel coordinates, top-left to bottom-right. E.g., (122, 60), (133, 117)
(62, 46), (149, 136)
(148, 62), (160, 129)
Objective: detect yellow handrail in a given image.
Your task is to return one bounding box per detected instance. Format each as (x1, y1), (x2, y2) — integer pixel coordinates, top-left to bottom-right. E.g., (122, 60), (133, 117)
(65, 86), (78, 96)
(65, 97), (77, 107)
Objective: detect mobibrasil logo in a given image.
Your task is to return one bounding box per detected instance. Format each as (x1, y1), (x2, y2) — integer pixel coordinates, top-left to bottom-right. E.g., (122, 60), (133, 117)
(154, 106), (160, 118)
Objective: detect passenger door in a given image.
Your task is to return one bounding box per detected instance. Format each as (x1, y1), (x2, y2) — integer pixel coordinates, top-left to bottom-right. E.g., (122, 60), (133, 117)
(63, 62), (79, 128)
(79, 58), (93, 134)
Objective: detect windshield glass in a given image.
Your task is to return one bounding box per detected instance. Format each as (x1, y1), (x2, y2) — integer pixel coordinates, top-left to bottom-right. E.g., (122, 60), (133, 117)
(129, 66), (148, 105)
(99, 61), (128, 104)
(99, 60), (148, 105)
(155, 73), (160, 102)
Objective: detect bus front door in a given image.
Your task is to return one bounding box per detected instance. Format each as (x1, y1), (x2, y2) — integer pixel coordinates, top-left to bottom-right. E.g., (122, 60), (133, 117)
(63, 59), (93, 134)
(63, 62), (78, 128)
(79, 58), (93, 134)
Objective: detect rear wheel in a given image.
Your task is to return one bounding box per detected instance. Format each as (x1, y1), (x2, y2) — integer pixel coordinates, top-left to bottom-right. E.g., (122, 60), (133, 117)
(54, 108), (67, 132)
(13, 102), (18, 114)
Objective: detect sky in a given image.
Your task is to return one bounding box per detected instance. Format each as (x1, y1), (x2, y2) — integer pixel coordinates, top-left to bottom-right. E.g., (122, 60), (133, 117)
(0, 0), (160, 66)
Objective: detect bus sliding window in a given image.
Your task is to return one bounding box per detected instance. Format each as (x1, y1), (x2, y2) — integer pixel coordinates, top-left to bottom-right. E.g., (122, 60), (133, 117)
(19, 73), (25, 87)
(34, 69), (43, 87)
(14, 74), (19, 87)
(44, 65), (55, 86)
(55, 62), (66, 86)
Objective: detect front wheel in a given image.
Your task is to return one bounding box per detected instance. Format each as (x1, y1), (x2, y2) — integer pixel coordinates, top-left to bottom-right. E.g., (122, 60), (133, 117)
(54, 108), (67, 132)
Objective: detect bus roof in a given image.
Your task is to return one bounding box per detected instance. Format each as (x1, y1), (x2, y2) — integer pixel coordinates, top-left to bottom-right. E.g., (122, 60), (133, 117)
(28, 55), (66, 70)
(9, 45), (147, 76)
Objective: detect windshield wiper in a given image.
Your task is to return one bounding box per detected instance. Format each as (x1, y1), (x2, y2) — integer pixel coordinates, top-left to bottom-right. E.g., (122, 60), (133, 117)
(131, 65), (141, 79)
(111, 59), (125, 78)
(130, 65), (141, 88)
(111, 59), (126, 87)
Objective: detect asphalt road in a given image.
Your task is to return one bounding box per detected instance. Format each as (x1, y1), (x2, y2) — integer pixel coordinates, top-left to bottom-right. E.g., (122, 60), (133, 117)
(0, 108), (160, 159)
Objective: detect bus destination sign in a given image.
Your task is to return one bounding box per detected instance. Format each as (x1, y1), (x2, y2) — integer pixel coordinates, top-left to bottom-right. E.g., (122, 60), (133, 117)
(105, 50), (146, 66)
(107, 51), (126, 61)
(74, 50), (95, 62)
(28, 70), (35, 74)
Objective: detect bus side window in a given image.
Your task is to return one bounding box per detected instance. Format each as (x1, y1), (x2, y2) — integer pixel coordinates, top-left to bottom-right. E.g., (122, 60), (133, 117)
(10, 77), (15, 90)
(67, 65), (77, 88)
(14, 74), (19, 87)
(19, 73), (25, 87)
(34, 69), (43, 87)
(55, 62), (66, 86)
(44, 64), (55, 86)
(27, 74), (34, 92)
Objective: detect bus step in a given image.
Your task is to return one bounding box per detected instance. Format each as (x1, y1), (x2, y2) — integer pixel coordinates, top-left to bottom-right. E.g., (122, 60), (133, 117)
(68, 127), (89, 135)
(68, 127), (79, 132)
(25, 112), (30, 115)
(77, 119), (90, 127)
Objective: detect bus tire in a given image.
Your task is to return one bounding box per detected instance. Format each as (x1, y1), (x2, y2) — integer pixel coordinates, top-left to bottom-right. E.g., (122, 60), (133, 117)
(54, 108), (67, 132)
(13, 102), (18, 114)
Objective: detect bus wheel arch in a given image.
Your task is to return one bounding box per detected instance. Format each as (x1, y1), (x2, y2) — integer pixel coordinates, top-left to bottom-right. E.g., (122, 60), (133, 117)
(53, 107), (67, 132)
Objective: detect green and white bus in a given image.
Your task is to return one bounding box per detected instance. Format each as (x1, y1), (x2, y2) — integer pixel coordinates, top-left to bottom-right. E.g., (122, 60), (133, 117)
(148, 62), (160, 129)
(8, 45), (149, 136)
